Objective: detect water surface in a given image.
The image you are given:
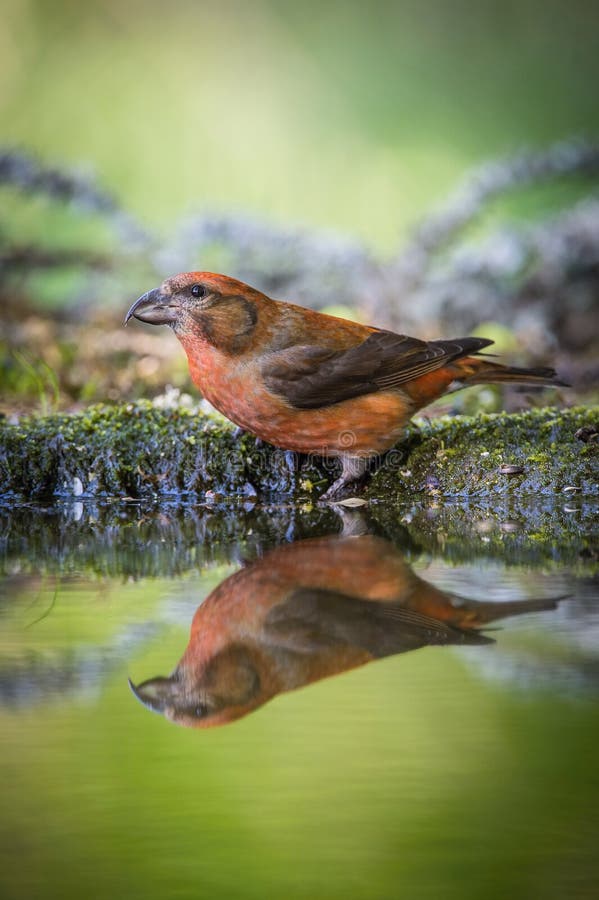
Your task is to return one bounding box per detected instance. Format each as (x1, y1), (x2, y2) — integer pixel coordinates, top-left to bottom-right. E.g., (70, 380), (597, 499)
(1, 501), (598, 899)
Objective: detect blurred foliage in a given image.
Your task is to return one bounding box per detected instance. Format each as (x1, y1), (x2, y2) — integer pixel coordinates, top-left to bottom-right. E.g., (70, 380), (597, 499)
(2, 0), (599, 247)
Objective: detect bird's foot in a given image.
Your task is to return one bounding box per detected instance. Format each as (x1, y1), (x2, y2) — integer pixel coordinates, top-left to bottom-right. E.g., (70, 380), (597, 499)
(319, 457), (370, 502)
(319, 476), (368, 502)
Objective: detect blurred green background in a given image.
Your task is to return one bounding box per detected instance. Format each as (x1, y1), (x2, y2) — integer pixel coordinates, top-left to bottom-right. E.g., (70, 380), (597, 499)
(2, 0), (599, 250)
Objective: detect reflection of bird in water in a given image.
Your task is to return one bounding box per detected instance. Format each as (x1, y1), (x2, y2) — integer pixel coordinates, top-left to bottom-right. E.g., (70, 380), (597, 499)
(129, 535), (558, 728)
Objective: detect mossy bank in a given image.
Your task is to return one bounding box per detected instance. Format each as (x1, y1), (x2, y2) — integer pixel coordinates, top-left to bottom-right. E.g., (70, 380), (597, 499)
(0, 402), (596, 502)
(367, 406), (598, 501)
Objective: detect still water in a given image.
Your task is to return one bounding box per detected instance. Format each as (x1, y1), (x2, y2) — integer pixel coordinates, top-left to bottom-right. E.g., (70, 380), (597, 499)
(1, 500), (598, 899)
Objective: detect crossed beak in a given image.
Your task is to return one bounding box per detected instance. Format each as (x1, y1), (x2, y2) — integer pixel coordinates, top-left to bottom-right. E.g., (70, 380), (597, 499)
(128, 676), (173, 714)
(124, 288), (180, 326)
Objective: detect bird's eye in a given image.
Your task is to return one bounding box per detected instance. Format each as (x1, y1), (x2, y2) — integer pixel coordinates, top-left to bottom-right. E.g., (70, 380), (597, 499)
(191, 284), (207, 298)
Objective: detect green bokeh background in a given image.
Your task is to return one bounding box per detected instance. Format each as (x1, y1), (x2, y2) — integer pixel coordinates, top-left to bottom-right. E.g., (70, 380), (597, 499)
(2, 0), (599, 250)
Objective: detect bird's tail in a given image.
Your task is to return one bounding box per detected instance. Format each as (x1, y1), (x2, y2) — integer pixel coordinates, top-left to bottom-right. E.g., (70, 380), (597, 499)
(457, 357), (568, 388)
(447, 594), (564, 627)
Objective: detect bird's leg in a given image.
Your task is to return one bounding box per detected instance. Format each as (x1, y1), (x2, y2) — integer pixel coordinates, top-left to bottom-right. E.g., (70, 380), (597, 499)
(320, 456), (370, 501)
(336, 508), (370, 536)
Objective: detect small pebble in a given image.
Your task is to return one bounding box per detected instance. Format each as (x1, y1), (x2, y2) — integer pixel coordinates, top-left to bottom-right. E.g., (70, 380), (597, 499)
(499, 464), (525, 475)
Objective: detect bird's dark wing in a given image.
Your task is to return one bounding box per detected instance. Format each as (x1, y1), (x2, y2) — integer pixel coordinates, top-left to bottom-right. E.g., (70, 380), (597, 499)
(264, 587), (492, 658)
(262, 330), (494, 409)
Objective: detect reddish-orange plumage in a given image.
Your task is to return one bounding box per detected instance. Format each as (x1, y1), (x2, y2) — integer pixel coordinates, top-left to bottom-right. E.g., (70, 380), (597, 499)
(128, 534), (558, 728)
(125, 271), (565, 497)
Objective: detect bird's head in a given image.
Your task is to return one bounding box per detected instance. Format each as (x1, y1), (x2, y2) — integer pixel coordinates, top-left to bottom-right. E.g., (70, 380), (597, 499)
(128, 644), (265, 729)
(125, 271), (264, 353)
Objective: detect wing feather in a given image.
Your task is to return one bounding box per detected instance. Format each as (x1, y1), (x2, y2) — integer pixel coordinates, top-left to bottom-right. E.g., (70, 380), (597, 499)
(265, 587), (492, 656)
(262, 330), (493, 409)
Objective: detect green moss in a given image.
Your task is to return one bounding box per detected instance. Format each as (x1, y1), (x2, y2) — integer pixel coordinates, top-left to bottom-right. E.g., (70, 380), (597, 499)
(369, 406), (598, 501)
(0, 403), (596, 505)
(0, 401), (323, 500)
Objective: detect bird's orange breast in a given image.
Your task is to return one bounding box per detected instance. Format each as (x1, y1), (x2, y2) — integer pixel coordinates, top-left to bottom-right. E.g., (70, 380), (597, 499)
(181, 334), (413, 457)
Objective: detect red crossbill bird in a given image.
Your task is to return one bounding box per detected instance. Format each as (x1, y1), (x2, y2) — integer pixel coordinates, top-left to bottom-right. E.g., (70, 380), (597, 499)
(125, 272), (566, 498)
(129, 534), (558, 728)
